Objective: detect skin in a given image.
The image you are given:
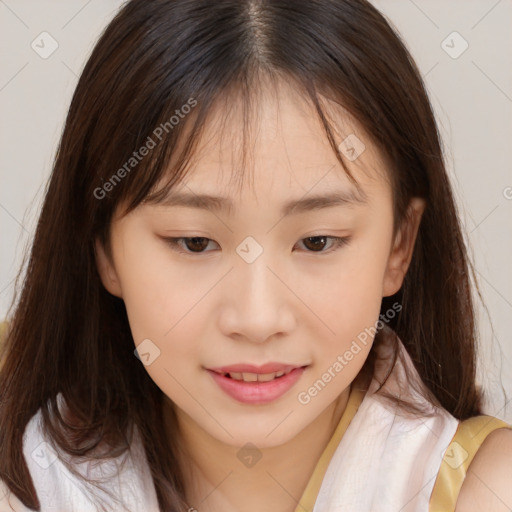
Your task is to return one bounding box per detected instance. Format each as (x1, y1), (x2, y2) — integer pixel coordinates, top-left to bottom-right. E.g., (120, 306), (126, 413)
(455, 428), (512, 511)
(95, 78), (429, 511)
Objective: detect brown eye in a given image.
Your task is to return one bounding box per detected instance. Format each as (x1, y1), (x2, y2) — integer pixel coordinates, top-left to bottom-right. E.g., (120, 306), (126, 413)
(297, 236), (351, 253)
(163, 237), (218, 254)
(183, 237), (210, 252)
(302, 236), (329, 252)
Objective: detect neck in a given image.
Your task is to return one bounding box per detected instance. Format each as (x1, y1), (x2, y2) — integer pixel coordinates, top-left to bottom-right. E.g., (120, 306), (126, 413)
(165, 386), (354, 512)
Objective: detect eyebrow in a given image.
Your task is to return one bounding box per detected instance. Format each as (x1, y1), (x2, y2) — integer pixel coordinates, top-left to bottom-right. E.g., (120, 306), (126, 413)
(151, 188), (368, 216)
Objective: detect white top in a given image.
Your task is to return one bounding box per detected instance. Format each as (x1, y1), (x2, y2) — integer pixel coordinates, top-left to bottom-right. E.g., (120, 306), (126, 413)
(313, 331), (459, 511)
(0, 401), (160, 511)
(1, 328), (459, 512)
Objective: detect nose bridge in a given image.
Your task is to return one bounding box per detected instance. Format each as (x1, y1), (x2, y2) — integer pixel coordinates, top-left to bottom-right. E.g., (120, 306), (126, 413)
(240, 252), (275, 301)
(221, 245), (295, 343)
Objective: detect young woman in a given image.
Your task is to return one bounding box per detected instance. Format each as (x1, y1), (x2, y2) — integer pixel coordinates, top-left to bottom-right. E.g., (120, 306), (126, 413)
(1, 0), (511, 511)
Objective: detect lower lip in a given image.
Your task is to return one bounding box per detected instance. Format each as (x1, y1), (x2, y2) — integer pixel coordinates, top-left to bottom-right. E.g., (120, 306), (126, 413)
(207, 367), (307, 404)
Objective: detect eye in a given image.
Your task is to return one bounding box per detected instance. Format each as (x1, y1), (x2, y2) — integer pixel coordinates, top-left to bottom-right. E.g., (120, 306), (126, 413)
(295, 235), (351, 253)
(162, 235), (351, 255)
(163, 237), (219, 254)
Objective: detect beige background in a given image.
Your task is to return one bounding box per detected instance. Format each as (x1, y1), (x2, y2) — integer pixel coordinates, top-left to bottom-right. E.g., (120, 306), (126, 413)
(0, 0), (511, 421)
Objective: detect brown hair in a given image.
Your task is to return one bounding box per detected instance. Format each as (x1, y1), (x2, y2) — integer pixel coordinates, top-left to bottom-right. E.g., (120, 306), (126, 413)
(0, 0), (487, 510)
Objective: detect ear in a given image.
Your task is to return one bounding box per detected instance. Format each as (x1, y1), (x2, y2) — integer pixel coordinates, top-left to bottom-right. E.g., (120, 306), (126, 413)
(94, 237), (123, 298)
(382, 197), (426, 298)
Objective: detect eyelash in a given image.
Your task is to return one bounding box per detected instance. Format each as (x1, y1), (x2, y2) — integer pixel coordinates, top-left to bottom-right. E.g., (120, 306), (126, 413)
(162, 235), (351, 255)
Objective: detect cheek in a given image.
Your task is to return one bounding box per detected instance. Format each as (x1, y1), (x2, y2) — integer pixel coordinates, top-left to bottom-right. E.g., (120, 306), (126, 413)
(328, 237), (390, 305)
(308, 227), (391, 358)
(116, 240), (211, 402)
(113, 233), (212, 352)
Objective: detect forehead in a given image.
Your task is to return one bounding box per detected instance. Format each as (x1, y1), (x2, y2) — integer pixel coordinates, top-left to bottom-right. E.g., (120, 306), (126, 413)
(150, 78), (391, 210)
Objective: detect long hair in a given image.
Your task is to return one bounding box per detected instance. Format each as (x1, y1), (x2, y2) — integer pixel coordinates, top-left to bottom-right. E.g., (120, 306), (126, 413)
(0, 0), (484, 510)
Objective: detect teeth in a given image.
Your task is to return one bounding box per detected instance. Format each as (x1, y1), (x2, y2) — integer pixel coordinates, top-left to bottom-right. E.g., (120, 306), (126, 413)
(256, 372), (276, 382)
(223, 368), (295, 382)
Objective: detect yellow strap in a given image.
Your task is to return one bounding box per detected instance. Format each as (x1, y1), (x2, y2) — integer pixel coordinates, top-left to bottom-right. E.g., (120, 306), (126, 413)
(429, 415), (512, 511)
(294, 383), (366, 512)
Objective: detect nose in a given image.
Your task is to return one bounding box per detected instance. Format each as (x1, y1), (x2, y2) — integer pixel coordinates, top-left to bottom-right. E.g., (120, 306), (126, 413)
(217, 255), (297, 344)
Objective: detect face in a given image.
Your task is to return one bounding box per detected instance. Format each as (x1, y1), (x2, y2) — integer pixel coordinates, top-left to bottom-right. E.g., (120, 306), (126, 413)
(95, 80), (424, 449)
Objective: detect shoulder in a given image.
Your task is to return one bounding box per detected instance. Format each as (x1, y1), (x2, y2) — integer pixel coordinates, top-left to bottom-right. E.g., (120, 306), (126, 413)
(3, 396), (159, 510)
(20, 400), (159, 510)
(455, 425), (512, 512)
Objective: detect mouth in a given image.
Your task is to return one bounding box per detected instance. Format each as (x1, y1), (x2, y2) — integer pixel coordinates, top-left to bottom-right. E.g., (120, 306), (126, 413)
(205, 363), (309, 404)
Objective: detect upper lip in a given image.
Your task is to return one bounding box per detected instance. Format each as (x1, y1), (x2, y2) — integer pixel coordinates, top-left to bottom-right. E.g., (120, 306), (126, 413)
(207, 363), (306, 374)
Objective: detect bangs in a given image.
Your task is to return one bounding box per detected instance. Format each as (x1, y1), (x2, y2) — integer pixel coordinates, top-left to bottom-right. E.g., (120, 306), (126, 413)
(113, 71), (365, 222)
